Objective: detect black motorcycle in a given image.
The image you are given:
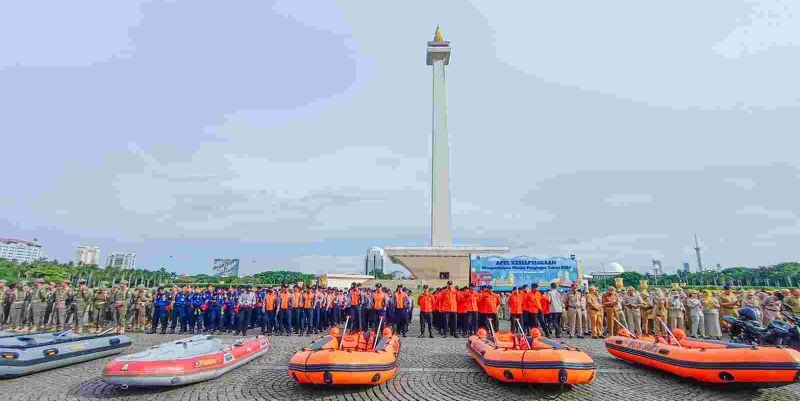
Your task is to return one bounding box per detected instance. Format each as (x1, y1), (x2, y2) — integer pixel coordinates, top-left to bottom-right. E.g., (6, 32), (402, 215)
(723, 306), (800, 350)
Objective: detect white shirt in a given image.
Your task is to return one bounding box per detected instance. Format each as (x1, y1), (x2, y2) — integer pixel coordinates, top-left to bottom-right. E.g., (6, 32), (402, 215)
(547, 289), (565, 313)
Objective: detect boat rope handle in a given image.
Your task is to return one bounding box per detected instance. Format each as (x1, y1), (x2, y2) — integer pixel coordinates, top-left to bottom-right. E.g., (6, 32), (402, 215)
(657, 317), (684, 349)
(373, 316), (384, 351)
(339, 316), (350, 350)
(514, 319), (531, 350)
(613, 317), (637, 340)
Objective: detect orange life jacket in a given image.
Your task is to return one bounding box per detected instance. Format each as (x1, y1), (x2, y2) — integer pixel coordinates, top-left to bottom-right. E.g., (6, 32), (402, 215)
(280, 291), (290, 309)
(265, 293), (277, 311)
(293, 292), (302, 308)
(327, 294), (335, 309)
(373, 291), (384, 309)
(304, 292), (313, 308)
(395, 292), (406, 309)
(349, 289), (360, 306)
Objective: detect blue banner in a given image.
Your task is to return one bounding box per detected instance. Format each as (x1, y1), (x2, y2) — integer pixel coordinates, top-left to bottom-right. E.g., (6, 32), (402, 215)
(470, 255), (579, 292)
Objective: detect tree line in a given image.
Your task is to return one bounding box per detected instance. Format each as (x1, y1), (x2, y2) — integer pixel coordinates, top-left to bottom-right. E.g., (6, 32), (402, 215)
(0, 259), (313, 288)
(590, 262), (800, 289)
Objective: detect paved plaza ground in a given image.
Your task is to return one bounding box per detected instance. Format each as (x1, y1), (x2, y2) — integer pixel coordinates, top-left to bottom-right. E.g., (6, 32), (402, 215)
(4, 319), (799, 401)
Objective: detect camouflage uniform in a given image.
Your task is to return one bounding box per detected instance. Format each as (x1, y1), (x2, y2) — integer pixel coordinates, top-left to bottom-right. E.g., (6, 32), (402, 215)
(29, 279), (50, 331)
(113, 281), (133, 333)
(9, 283), (31, 331)
(48, 283), (70, 330)
(92, 286), (109, 333)
(67, 284), (93, 333)
(0, 280), (9, 329)
(132, 286), (151, 331)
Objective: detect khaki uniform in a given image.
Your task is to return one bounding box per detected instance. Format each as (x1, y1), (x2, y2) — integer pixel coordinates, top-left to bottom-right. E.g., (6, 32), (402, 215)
(668, 297), (685, 330)
(640, 290), (652, 335)
(622, 293), (644, 335)
(719, 292), (739, 319)
(8, 288), (30, 329)
(652, 296), (668, 335)
(787, 295), (800, 314)
(602, 292), (619, 336)
(566, 291), (584, 337)
(586, 292), (603, 337)
(29, 284), (49, 330)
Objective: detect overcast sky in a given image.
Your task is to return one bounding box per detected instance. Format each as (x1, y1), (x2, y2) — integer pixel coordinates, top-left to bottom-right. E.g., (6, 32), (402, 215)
(2, 1), (798, 276)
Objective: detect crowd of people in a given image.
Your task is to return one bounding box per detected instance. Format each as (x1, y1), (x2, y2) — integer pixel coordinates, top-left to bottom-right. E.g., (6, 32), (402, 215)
(1, 278), (798, 342)
(493, 282), (800, 340)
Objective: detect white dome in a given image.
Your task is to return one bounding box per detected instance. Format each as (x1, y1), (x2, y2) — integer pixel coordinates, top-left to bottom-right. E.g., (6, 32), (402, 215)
(605, 262), (625, 273)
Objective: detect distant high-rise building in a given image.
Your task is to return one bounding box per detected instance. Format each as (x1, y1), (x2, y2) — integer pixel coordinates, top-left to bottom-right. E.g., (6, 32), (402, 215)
(76, 245), (100, 266)
(0, 238), (43, 264)
(365, 247), (386, 275)
(106, 252), (136, 270)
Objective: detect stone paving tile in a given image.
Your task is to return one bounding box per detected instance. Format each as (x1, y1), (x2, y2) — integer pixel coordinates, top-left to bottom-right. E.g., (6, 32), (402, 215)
(1, 329), (798, 401)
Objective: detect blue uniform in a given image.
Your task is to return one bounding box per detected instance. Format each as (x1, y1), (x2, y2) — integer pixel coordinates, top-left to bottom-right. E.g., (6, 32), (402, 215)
(152, 292), (170, 332)
(202, 290), (214, 330)
(190, 292), (205, 330)
(224, 291), (238, 330)
(171, 291), (191, 332)
(208, 292), (224, 330)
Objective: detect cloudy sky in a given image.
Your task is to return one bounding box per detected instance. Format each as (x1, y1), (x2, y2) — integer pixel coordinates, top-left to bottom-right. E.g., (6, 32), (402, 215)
(2, 1), (799, 276)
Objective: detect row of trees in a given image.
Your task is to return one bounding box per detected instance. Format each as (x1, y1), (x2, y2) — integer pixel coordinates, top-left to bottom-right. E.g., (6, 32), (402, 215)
(0, 259), (313, 288)
(590, 262), (800, 289)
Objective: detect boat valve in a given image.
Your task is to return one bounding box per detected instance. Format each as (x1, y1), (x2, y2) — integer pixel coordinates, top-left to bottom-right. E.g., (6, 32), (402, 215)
(120, 384), (129, 390)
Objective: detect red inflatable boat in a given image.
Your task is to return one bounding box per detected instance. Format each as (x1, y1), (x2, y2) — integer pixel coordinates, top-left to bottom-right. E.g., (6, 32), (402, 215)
(102, 335), (269, 387)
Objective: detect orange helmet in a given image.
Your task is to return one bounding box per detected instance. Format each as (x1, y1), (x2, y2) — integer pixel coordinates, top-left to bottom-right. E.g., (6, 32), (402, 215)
(529, 328), (542, 339)
(329, 327), (341, 337)
(618, 328), (633, 338)
(382, 327), (394, 338)
(477, 328), (488, 339)
(672, 328), (687, 340)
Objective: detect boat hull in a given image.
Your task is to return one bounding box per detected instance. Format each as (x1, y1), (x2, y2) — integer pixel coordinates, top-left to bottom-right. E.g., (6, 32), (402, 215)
(288, 334), (400, 386)
(605, 335), (800, 385)
(467, 335), (596, 384)
(102, 335), (269, 387)
(0, 331), (132, 378)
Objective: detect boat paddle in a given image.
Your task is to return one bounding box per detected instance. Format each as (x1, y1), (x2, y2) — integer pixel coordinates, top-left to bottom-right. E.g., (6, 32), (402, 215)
(338, 315), (350, 350)
(657, 317), (684, 348)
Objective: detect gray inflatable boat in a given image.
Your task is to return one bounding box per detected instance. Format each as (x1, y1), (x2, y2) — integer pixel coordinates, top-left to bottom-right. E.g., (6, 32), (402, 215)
(0, 330), (132, 378)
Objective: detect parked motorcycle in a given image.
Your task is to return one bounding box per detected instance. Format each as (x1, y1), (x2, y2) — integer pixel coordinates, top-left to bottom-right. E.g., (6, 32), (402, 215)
(722, 306), (800, 351)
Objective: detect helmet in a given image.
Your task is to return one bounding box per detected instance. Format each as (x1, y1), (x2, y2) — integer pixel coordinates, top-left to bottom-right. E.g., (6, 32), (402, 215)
(738, 307), (758, 321)
(672, 328), (687, 340)
(529, 328), (542, 339)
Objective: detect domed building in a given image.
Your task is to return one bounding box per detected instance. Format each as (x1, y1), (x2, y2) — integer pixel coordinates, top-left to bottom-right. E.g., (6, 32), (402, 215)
(589, 261), (625, 279)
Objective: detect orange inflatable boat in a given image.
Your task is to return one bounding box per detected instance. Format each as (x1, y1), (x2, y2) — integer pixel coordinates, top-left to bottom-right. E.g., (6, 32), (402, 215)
(467, 327), (596, 384)
(606, 328), (800, 386)
(288, 321), (401, 386)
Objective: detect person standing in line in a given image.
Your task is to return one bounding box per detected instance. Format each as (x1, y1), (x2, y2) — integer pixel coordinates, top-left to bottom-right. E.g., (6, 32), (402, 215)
(601, 287), (619, 337)
(522, 285), (539, 333)
(439, 281), (458, 338)
(346, 283), (362, 331)
(668, 292), (685, 330)
(150, 287), (169, 334)
(236, 286), (255, 336)
(546, 283), (564, 338)
(622, 287), (643, 336)
(566, 284), (584, 339)
(686, 291), (706, 338)
(393, 287), (410, 337)
(702, 290), (722, 340)
(508, 287), (523, 333)
(586, 286), (604, 339)
(417, 285), (434, 338)
(456, 287), (469, 336)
